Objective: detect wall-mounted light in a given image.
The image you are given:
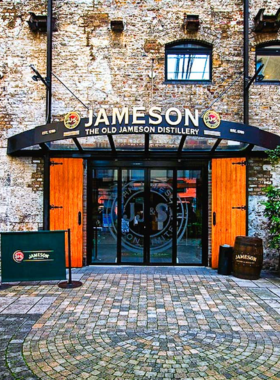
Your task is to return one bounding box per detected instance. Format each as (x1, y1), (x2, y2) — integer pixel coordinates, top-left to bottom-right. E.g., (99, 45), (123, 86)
(148, 71), (156, 79)
(30, 65), (89, 110)
(30, 65), (49, 87)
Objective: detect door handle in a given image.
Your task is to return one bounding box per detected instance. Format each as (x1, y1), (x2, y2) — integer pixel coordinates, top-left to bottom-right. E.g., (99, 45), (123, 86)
(78, 211), (82, 225)
(213, 212), (216, 226)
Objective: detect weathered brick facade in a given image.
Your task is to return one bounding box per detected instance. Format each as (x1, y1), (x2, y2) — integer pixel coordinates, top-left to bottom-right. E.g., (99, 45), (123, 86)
(1, 0), (280, 268)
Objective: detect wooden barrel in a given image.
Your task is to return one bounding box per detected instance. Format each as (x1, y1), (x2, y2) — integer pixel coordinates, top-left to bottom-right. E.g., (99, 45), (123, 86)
(232, 236), (263, 280)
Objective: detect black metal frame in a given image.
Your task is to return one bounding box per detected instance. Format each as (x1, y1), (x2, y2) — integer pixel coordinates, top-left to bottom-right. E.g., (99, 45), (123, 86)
(244, 0), (249, 125)
(43, 153), (50, 230)
(23, 149), (268, 160)
(243, 0), (250, 235)
(86, 159), (208, 266)
(165, 40), (212, 83)
(46, 0), (52, 123)
(8, 114), (280, 156)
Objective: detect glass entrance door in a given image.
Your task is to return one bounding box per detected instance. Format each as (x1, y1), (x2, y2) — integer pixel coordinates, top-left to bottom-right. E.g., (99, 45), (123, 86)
(176, 170), (203, 264)
(121, 169), (145, 263)
(149, 170), (174, 264)
(88, 165), (206, 265)
(90, 169), (118, 264)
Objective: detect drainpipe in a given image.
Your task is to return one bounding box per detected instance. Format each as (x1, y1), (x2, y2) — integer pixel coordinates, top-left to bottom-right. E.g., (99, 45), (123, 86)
(43, 0), (52, 230)
(244, 0), (249, 125)
(244, 0), (249, 237)
(46, 0), (52, 124)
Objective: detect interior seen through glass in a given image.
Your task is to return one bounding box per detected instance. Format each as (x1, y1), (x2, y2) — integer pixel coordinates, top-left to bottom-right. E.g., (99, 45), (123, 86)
(257, 55), (280, 82)
(90, 168), (203, 264)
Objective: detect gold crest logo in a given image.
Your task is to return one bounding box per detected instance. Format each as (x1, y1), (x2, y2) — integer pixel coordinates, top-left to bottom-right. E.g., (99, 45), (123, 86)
(203, 110), (221, 129)
(64, 112), (80, 130)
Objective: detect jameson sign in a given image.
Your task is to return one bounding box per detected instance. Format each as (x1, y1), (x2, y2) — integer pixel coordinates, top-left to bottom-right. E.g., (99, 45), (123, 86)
(85, 107), (200, 128)
(1, 231), (66, 282)
(62, 107), (204, 138)
(60, 107), (221, 138)
(13, 105), (280, 154)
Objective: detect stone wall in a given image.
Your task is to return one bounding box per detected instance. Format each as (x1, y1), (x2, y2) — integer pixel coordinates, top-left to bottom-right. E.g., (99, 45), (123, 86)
(249, 2), (280, 135)
(1, 0), (280, 267)
(0, 1), (46, 233)
(248, 158), (280, 270)
(247, 3), (280, 269)
(248, 157), (272, 196)
(50, 0), (244, 120)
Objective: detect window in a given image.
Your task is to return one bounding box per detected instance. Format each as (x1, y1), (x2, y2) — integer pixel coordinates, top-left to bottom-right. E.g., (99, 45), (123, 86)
(256, 43), (280, 83)
(165, 41), (212, 83)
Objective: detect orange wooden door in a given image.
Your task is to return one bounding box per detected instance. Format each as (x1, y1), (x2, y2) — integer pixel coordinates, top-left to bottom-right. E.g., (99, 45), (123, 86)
(212, 158), (246, 268)
(50, 158), (84, 268)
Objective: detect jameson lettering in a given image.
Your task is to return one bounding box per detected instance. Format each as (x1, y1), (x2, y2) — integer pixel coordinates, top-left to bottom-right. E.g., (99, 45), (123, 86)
(235, 254), (257, 262)
(85, 107), (199, 128)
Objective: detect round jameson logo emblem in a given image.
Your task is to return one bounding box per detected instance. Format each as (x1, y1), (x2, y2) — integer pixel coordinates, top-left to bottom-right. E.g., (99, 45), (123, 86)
(13, 250), (24, 263)
(64, 112), (80, 130)
(203, 110), (221, 129)
(107, 180), (188, 254)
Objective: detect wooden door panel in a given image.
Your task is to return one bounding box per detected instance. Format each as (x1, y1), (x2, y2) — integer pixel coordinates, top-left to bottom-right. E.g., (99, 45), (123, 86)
(212, 158), (246, 268)
(50, 158), (83, 268)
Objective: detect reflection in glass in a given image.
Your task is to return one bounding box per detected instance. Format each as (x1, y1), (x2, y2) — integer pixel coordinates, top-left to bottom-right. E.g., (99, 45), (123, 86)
(177, 170), (202, 264)
(78, 136), (110, 149)
(167, 54), (210, 80)
(121, 170), (145, 263)
(90, 167), (205, 265)
(150, 170), (173, 263)
(23, 145), (41, 150)
(113, 135), (145, 150)
(150, 135), (182, 150)
(257, 54), (280, 82)
(252, 146), (266, 151)
(91, 169), (118, 263)
(50, 139), (78, 150)
(183, 137), (216, 151)
(216, 140), (248, 151)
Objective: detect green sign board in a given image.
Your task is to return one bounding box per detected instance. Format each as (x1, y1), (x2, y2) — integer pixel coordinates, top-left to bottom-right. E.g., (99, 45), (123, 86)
(1, 231), (66, 282)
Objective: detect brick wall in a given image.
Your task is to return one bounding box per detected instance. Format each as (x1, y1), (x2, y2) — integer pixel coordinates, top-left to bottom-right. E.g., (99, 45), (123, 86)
(248, 158), (280, 270)
(248, 157), (272, 196)
(1, 0), (280, 267)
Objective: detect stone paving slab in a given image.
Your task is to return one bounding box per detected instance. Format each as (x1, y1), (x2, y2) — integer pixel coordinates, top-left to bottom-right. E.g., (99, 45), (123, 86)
(0, 267), (280, 379)
(0, 296), (57, 315)
(0, 314), (40, 380)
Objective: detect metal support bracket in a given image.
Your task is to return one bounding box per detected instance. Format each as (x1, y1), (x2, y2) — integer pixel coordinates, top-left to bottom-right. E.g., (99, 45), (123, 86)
(232, 161), (247, 166)
(232, 206), (247, 211)
(49, 205), (63, 210)
(50, 161), (63, 166)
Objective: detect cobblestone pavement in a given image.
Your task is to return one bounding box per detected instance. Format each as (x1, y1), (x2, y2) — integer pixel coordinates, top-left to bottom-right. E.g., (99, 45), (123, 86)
(1, 267), (280, 379)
